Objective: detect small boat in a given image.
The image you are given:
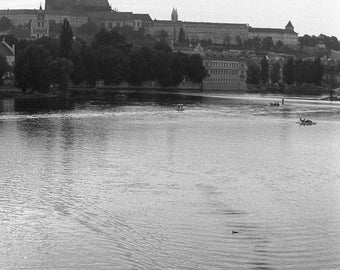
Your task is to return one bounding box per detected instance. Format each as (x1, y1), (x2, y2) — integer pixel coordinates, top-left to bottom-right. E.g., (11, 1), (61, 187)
(299, 118), (316, 126)
(176, 104), (184, 111)
(270, 102), (280, 107)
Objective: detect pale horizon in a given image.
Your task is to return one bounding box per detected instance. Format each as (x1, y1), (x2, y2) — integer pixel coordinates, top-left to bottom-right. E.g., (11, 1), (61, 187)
(1, 0), (339, 39)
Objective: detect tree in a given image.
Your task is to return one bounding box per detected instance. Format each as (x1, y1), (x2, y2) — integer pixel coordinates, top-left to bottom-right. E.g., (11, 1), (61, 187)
(294, 59), (304, 86)
(35, 36), (60, 59)
(260, 56), (269, 83)
(314, 57), (324, 85)
(283, 57), (295, 85)
(0, 56), (9, 85)
(81, 45), (97, 87)
(49, 20), (62, 34)
(60, 19), (73, 58)
(224, 35), (231, 48)
(186, 54), (206, 83)
(128, 49), (148, 86)
(154, 40), (172, 54)
(271, 62), (281, 84)
(14, 45), (52, 93)
(154, 30), (168, 41)
(152, 50), (172, 87)
(93, 28), (132, 54)
(178, 28), (186, 44)
(246, 62), (260, 84)
(0, 16), (12, 31)
(171, 52), (187, 86)
(77, 20), (99, 36)
(200, 39), (213, 47)
(275, 40), (284, 49)
(48, 58), (74, 91)
(96, 46), (130, 85)
(262, 37), (274, 51)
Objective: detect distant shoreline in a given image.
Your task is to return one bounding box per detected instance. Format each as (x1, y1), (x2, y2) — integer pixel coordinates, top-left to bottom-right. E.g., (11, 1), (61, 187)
(1, 86), (338, 106)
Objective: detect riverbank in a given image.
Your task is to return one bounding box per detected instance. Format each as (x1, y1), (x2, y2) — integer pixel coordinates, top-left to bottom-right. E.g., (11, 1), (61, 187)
(0, 87), (57, 99)
(247, 83), (333, 96)
(1, 86), (339, 106)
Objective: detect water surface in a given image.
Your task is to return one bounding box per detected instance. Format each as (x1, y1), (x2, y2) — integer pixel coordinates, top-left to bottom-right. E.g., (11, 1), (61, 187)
(0, 93), (339, 269)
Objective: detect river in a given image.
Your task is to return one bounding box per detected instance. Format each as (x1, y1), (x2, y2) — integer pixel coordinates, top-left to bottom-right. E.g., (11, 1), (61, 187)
(0, 92), (339, 269)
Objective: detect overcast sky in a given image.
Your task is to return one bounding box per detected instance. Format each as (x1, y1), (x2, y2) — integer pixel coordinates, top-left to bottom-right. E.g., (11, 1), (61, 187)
(1, 0), (339, 38)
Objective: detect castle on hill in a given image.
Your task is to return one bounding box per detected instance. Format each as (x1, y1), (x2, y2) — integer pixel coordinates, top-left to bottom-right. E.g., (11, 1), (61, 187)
(0, 2), (298, 47)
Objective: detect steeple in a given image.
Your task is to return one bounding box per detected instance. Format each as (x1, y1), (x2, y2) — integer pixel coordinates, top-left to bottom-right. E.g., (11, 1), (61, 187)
(285, 21), (294, 31)
(171, 7), (178, 22)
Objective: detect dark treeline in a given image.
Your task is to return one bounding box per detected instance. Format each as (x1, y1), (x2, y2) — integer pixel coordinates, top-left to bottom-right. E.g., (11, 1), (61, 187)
(299, 34), (340, 51)
(247, 56), (324, 86)
(282, 57), (324, 85)
(12, 20), (206, 93)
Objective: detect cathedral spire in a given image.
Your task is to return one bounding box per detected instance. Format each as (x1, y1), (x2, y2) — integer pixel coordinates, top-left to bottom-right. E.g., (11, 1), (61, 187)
(171, 7), (178, 22)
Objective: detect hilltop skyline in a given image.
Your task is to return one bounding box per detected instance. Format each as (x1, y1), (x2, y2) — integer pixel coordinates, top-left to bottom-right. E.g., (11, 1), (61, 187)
(0, 0), (339, 39)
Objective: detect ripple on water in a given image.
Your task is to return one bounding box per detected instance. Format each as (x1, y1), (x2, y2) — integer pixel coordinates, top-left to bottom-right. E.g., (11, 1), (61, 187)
(0, 98), (340, 269)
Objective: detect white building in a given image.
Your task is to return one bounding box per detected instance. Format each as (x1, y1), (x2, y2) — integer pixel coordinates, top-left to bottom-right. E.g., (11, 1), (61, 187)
(202, 52), (247, 91)
(248, 21), (298, 47)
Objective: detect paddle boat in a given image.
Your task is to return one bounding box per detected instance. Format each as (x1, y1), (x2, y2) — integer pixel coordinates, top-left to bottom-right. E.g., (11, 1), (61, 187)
(176, 104), (184, 112)
(299, 118), (316, 126)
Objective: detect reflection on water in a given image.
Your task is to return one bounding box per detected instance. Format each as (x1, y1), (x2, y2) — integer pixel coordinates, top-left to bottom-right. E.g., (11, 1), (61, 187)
(0, 93), (340, 269)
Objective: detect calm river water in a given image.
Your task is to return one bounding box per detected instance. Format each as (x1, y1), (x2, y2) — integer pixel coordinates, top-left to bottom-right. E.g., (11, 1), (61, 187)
(0, 92), (339, 270)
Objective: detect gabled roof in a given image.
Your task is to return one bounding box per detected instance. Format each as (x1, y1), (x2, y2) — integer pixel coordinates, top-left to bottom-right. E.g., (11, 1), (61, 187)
(203, 51), (244, 62)
(249, 27), (297, 34)
(91, 11), (133, 20)
(132, 14), (152, 21)
(9, 27), (31, 40)
(80, 0), (110, 7)
(0, 42), (14, 57)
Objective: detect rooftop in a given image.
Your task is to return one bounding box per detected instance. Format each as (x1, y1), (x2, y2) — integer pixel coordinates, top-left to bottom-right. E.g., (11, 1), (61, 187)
(249, 27), (297, 34)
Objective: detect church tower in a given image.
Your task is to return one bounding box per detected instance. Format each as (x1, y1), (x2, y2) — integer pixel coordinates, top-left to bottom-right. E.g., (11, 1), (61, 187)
(285, 21), (294, 32)
(171, 8), (178, 22)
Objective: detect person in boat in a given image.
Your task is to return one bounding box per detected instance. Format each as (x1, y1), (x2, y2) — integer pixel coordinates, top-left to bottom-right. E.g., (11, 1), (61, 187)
(177, 104), (184, 111)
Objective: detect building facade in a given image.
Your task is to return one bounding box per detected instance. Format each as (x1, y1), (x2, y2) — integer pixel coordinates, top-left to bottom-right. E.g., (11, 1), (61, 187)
(31, 6), (49, 39)
(202, 52), (247, 91)
(248, 21), (298, 47)
(90, 12), (152, 30)
(45, 0), (111, 13)
(147, 8), (249, 46)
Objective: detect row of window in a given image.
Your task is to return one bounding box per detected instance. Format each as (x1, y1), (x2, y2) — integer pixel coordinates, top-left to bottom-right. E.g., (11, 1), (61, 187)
(208, 62), (239, 68)
(210, 69), (238, 76)
(205, 77), (240, 83)
(32, 29), (48, 34)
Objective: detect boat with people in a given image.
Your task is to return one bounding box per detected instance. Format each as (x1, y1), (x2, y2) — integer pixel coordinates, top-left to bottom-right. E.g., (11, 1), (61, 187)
(270, 102), (280, 107)
(176, 104), (184, 112)
(299, 118), (316, 126)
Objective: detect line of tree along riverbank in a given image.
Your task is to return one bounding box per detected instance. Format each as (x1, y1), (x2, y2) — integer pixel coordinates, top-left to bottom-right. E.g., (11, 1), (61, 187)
(246, 55), (330, 95)
(13, 20), (206, 94)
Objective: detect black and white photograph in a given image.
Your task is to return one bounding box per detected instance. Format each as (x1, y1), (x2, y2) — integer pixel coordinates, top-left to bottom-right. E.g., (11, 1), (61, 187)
(0, 0), (339, 269)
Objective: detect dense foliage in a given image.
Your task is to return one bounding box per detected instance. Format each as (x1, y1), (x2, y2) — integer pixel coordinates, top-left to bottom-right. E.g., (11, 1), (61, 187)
(0, 56), (9, 85)
(299, 34), (340, 51)
(260, 56), (269, 83)
(283, 57), (324, 85)
(12, 22), (206, 93)
(0, 16), (12, 31)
